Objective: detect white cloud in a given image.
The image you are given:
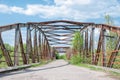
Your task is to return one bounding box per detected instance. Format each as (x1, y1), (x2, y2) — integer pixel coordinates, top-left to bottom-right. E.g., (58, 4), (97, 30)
(10, 6), (24, 13)
(54, 0), (91, 6)
(0, 4), (11, 13)
(0, 0), (120, 21)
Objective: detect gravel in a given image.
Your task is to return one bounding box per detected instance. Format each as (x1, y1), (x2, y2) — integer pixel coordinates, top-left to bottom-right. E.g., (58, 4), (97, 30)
(0, 60), (118, 80)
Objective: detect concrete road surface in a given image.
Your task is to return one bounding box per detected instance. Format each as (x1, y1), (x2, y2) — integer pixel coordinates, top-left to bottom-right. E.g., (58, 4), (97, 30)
(0, 60), (118, 80)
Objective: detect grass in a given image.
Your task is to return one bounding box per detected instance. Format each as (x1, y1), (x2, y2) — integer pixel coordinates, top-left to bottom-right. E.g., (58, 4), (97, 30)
(0, 62), (8, 68)
(0, 60), (52, 73)
(76, 63), (103, 71)
(74, 63), (120, 79)
(70, 54), (82, 64)
(108, 71), (120, 79)
(0, 59), (51, 69)
(30, 60), (50, 67)
(68, 52), (120, 79)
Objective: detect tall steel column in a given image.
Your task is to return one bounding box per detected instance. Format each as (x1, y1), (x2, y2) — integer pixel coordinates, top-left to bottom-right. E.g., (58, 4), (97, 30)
(14, 25), (20, 66)
(102, 28), (106, 66)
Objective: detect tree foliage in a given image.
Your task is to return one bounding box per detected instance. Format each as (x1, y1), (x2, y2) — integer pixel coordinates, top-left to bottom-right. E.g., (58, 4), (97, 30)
(72, 31), (83, 53)
(104, 14), (120, 69)
(69, 31), (84, 64)
(104, 14), (118, 50)
(70, 54), (82, 64)
(105, 14), (114, 25)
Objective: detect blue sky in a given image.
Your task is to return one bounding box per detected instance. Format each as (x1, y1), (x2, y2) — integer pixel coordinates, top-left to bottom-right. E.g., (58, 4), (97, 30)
(0, 0), (120, 47)
(0, 0), (120, 26)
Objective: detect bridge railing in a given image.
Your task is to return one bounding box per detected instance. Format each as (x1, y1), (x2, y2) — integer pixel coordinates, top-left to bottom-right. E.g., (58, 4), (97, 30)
(81, 24), (120, 68)
(0, 23), (52, 68)
(0, 20), (120, 68)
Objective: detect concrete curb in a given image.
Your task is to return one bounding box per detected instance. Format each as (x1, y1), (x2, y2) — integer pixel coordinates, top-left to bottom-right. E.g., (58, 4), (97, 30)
(0, 63), (40, 73)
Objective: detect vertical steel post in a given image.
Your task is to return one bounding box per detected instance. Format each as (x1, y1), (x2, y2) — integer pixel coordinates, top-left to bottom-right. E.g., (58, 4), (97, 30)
(26, 25), (30, 63)
(44, 40), (47, 60)
(26, 25), (35, 63)
(91, 28), (95, 64)
(36, 31), (39, 62)
(41, 34), (43, 59)
(38, 31), (41, 62)
(43, 37), (45, 59)
(34, 28), (38, 62)
(46, 41), (49, 60)
(44, 39), (46, 60)
(82, 31), (85, 62)
(46, 44), (49, 60)
(14, 25), (20, 66)
(85, 29), (88, 57)
(102, 29), (106, 66)
(42, 36), (44, 59)
(47, 43), (51, 60)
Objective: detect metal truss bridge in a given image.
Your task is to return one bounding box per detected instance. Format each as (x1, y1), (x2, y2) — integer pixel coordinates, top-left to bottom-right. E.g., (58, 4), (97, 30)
(0, 20), (120, 68)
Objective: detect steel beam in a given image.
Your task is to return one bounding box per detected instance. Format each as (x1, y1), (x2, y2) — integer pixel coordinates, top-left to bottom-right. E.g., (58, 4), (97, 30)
(38, 31), (41, 61)
(14, 25), (20, 66)
(43, 38), (46, 59)
(41, 34), (44, 59)
(102, 29), (106, 66)
(46, 33), (72, 37)
(0, 33), (13, 66)
(107, 36), (120, 67)
(19, 27), (27, 64)
(28, 20), (94, 26)
(26, 25), (35, 63)
(0, 23), (27, 32)
(34, 28), (38, 62)
(1, 20), (120, 68)
(89, 28), (95, 64)
(85, 29), (89, 57)
(94, 28), (103, 65)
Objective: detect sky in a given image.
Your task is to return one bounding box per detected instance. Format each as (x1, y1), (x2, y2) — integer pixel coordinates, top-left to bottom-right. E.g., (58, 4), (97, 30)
(0, 0), (120, 26)
(0, 0), (120, 47)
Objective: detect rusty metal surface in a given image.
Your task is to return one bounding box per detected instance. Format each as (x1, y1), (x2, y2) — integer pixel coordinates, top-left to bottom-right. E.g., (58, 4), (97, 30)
(14, 25), (20, 66)
(85, 29), (88, 57)
(0, 20), (120, 68)
(94, 28), (103, 65)
(107, 36), (120, 67)
(34, 28), (38, 62)
(19, 27), (27, 64)
(27, 20), (94, 25)
(0, 33), (13, 66)
(102, 29), (106, 66)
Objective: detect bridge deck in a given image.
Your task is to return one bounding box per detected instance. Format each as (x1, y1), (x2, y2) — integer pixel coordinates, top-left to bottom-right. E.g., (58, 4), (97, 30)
(0, 60), (118, 80)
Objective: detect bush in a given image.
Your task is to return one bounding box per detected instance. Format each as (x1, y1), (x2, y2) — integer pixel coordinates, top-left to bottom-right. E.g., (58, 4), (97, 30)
(56, 53), (60, 59)
(70, 54), (82, 64)
(55, 53), (66, 60)
(59, 54), (66, 60)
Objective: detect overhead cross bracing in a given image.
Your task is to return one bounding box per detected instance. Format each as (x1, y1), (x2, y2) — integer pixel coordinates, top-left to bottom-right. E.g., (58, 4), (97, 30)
(30, 21), (85, 49)
(0, 20), (120, 68)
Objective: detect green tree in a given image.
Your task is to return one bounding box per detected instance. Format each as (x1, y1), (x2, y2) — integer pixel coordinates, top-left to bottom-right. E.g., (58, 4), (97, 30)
(4, 43), (12, 50)
(105, 14), (120, 68)
(72, 31), (83, 53)
(70, 54), (82, 64)
(104, 14), (118, 50)
(105, 14), (114, 25)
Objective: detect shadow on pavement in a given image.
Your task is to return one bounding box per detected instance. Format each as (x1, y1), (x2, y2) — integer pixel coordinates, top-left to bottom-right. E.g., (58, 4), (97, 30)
(0, 63), (69, 77)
